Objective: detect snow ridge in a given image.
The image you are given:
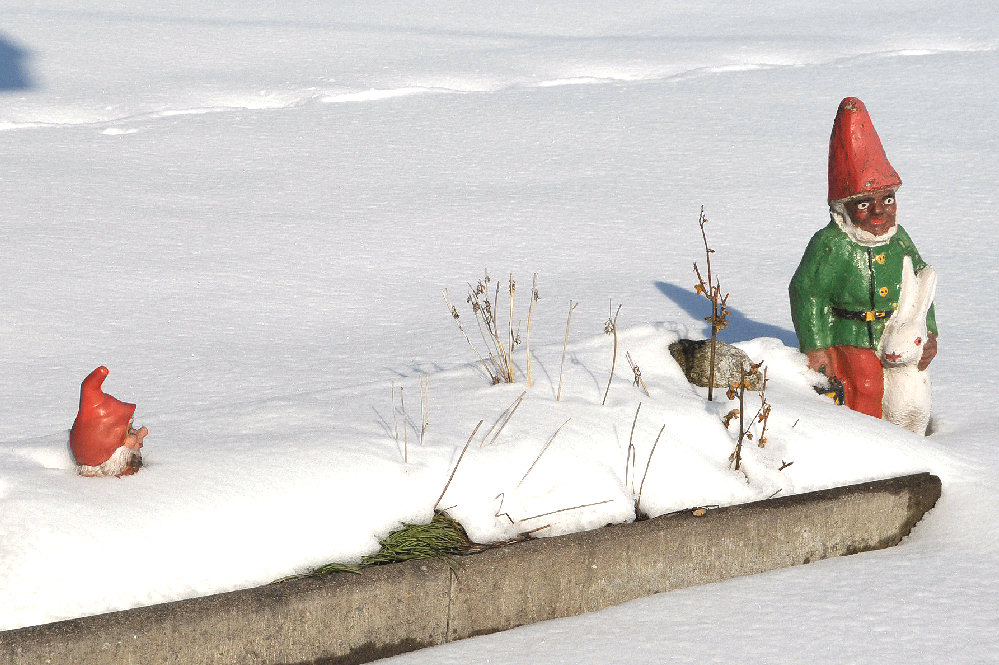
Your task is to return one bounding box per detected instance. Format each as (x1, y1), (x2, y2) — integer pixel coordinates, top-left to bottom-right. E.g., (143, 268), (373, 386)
(2, 45), (992, 135)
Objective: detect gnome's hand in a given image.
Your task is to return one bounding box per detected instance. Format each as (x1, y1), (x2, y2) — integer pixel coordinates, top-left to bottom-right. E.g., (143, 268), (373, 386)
(918, 332), (938, 371)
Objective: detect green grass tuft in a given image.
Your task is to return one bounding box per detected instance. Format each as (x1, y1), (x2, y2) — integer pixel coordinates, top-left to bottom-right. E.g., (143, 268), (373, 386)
(361, 512), (471, 566)
(309, 562), (362, 576)
(283, 512), (472, 581)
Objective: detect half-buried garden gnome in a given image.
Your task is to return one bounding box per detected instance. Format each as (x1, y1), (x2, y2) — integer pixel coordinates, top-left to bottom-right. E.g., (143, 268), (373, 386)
(789, 97), (938, 434)
(70, 366), (149, 477)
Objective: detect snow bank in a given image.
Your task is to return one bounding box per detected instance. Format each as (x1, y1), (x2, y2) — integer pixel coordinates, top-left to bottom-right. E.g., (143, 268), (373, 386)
(0, 322), (958, 630)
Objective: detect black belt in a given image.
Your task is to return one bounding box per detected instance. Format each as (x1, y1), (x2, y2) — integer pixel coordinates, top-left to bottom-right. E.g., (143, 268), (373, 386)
(831, 307), (894, 322)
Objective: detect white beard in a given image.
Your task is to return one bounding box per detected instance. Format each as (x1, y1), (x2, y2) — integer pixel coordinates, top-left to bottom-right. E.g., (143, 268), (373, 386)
(830, 201), (898, 247)
(77, 445), (142, 477)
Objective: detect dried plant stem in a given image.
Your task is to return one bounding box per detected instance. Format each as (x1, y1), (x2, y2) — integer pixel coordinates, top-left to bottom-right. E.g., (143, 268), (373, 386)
(466, 272), (519, 383)
(420, 377), (429, 446)
(490, 395), (523, 446)
(625, 402), (642, 490)
(693, 207), (731, 402)
(520, 499), (614, 522)
(481, 391), (527, 447)
(489, 277), (514, 382)
(472, 299), (500, 369)
(392, 381), (399, 443)
(700, 206), (713, 287)
(401, 387), (408, 463)
(526, 273), (538, 387)
(493, 493), (514, 524)
(507, 274), (516, 382)
(557, 301), (578, 402)
(602, 302), (622, 406)
(442, 289), (493, 379)
(637, 424), (666, 512)
(434, 420), (484, 510)
(754, 367), (770, 448)
(708, 290), (718, 400)
(726, 361), (767, 470)
(517, 418), (571, 488)
(732, 366), (746, 470)
(627, 352), (649, 396)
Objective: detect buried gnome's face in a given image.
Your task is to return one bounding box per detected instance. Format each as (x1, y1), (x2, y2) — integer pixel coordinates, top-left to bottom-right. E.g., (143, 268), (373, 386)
(77, 422), (147, 478)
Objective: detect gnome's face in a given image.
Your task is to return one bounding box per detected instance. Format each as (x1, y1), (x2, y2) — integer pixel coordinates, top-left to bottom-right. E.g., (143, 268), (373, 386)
(125, 423), (149, 451)
(844, 188), (897, 237)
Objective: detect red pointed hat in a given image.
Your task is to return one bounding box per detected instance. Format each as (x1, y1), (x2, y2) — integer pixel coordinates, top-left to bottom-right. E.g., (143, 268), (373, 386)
(70, 366), (136, 466)
(828, 97), (902, 203)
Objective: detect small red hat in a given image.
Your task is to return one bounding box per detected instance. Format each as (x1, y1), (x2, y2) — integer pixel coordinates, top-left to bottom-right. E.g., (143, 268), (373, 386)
(70, 366), (136, 467)
(828, 97), (902, 203)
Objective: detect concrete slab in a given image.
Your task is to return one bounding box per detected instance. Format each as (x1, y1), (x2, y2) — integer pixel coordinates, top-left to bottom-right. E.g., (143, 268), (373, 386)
(1, 558), (453, 665)
(0, 473), (941, 665)
(446, 472), (941, 640)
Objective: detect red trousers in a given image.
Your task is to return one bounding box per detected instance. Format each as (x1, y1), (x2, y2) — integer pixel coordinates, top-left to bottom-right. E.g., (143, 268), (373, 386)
(826, 346), (883, 419)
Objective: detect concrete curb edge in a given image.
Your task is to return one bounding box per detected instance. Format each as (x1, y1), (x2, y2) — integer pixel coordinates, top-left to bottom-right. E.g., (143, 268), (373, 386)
(1, 472), (942, 665)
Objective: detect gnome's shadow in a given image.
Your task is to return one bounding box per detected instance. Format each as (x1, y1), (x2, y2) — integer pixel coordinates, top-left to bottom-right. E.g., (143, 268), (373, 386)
(655, 281), (798, 346)
(0, 33), (32, 91)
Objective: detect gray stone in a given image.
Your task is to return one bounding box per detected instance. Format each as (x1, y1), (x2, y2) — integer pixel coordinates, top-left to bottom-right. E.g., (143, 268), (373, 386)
(0, 473), (941, 665)
(669, 338), (761, 390)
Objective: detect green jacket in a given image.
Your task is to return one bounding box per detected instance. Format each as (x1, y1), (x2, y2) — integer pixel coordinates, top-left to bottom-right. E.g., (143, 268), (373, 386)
(789, 222), (938, 352)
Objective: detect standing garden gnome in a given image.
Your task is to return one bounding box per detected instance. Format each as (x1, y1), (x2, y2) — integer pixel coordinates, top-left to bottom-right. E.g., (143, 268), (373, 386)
(789, 97), (938, 432)
(70, 366), (149, 477)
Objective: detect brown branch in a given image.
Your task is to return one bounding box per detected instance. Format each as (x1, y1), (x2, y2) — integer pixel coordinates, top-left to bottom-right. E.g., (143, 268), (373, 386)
(601, 302), (622, 405)
(520, 499), (614, 522)
(557, 301), (578, 402)
(526, 273), (538, 387)
(625, 402), (642, 490)
(627, 352), (650, 396)
(517, 418), (571, 488)
(636, 424), (666, 512)
(434, 420), (484, 510)
(480, 390), (526, 447)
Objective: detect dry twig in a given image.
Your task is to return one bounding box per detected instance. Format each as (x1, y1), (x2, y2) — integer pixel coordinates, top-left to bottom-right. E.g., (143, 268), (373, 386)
(444, 272), (533, 384)
(526, 273), (539, 387)
(636, 424), (666, 513)
(420, 377), (430, 447)
(692, 207), (731, 401)
(557, 301), (578, 402)
(434, 420), (483, 510)
(493, 493), (515, 525)
(625, 402), (642, 491)
(480, 391), (527, 447)
(627, 352), (650, 396)
(727, 361), (766, 471)
(601, 301), (622, 405)
(520, 499), (614, 522)
(392, 381), (399, 443)
(401, 387), (408, 463)
(517, 418), (571, 488)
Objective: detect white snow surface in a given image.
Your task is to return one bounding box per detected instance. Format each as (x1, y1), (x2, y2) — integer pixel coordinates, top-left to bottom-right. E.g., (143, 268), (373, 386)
(1, 1), (997, 661)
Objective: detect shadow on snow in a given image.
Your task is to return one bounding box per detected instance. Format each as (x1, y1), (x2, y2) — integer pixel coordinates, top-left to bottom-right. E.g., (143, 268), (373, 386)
(0, 33), (32, 91)
(654, 280), (799, 348)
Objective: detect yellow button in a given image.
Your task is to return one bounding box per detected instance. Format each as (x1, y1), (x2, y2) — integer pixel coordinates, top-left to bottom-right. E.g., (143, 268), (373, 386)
(875, 253), (886, 264)
(879, 286), (889, 297)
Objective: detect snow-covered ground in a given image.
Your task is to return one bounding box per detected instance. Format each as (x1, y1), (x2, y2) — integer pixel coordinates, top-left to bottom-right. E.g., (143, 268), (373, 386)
(2, 1), (997, 661)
